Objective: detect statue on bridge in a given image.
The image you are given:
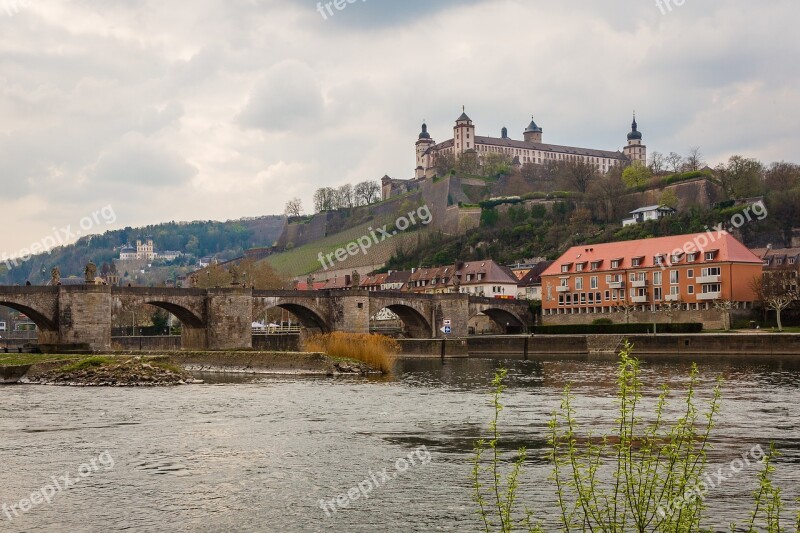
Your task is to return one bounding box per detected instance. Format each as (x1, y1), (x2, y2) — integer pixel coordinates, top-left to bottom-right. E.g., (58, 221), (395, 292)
(51, 267), (61, 286)
(84, 261), (97, 284)
(351, 270), (360, 289)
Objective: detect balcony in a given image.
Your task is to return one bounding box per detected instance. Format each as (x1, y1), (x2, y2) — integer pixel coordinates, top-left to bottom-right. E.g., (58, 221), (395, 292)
(556, 286), (570, 293)
(631, 279), (648, 288)
(697, 291), (721, 301)
(631, 295), (649, 303)
(608, 281), (625, 289)
(665, 294), (680, 302)
(697, 275), (721, 284)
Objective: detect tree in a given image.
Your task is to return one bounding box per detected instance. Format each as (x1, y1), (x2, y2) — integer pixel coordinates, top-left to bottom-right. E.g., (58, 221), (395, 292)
(751, 268), (799, 332)
(587, 168), (628, 222)
(659, 188), (679, 209)
(313, 187), (337, 212)
(150, 308), (169, 332)
(685, 147), (704, 172)
(764, 161), (800, 191)
(648, 151), (665, 174)
(432, 152), (456, 177)
(337, 184), (354, 209)
(558, 161), (597, 194)
(659, 299), (683, 324)
(284, 197), (303, 217)
(354, 180), (381, 205)
(622, 162), (652, 188)
(712, 299), (738, 331)
(715, 155), (764, 199)
(665, 152), (684, 174)
(481, 152), (513, 177)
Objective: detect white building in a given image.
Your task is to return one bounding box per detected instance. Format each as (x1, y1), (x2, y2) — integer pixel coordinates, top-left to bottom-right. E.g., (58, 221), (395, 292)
(413, 109), (646, 179)
(622, 205), (676, 227)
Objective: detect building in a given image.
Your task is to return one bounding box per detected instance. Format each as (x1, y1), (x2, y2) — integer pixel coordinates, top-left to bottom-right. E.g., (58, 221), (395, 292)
(119, 238), (157, 261)
(407, 260), (519, 297)
(752, 246), (800, 272)
(412, 109), (644, 180)
(516, 261), (554, 301)
(622, 205), (677, 227)
(541, 233), (763, 321)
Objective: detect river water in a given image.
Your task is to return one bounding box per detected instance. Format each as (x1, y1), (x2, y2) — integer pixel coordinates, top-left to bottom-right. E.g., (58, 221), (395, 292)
(1, 356), (799, 532)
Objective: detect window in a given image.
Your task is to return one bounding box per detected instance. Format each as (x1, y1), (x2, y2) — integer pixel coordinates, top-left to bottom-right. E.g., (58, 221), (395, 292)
(575, 277), (584, 290)
(702, 284), (721, 294)
(590, 276), (598, 289)
(654, 287), (662, 301)
(576, 263), (584, 272)
(611, 260), (621, 269)
(560, 279), (569, 288)
(632, 257), (642, 267)
(790, 258), (796, 264)
(653, 271), (662, 285)
(688, 286), (694, 294)
(654, 255), (665, 266)
(687, 253), (697, 262)
(671, 253), (683, 263)
(588, 293), (594, 303)
(670, 270), (679, 284)
(687, 269), (694, 279)
(580, 293), (586, 304)
(605, 290), (611, 301)
(562, 265), (570, 273)
(630, 273), (636, 282)
(596, 292), (602, 302)
(705, 251), (716, 261)
(670, 286), (680, 296)
(701, 267), (721, 277)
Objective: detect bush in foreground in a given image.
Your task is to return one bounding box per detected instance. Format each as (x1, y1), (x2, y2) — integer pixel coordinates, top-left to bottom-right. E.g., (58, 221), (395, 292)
(472, 341), (798, 531)
(304, 332), (398, 374)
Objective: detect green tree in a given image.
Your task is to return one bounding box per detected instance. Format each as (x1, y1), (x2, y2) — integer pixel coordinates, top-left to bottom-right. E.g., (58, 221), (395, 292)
(660, 188), (679, 208)
(622, 162), (652, 188)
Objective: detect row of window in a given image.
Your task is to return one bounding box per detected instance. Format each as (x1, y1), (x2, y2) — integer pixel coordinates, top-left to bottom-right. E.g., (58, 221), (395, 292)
(560, 268), (721, 289)
(562, 252), (719, 273)
(557, 283), (723, 306)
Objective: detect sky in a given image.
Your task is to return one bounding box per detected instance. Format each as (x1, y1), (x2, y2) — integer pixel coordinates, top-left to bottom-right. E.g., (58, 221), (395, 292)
(1, 0), (799, 258)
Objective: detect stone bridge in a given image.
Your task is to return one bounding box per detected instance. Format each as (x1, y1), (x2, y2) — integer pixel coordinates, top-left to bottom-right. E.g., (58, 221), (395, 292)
(0, 286), (533, 352)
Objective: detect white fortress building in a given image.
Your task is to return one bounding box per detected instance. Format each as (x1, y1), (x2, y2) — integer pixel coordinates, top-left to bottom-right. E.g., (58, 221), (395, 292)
(413, 109), (646, 179)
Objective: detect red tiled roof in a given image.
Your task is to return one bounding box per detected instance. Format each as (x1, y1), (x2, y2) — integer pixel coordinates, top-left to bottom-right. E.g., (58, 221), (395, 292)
(542, 233), (762, 277)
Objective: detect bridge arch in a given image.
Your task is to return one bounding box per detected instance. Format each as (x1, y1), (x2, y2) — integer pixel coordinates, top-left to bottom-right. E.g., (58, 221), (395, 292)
(252, 297), (330, 334)
(470, 307), (527, 334)
(369, 297), (432, 339)
(0, 301), (57, 332)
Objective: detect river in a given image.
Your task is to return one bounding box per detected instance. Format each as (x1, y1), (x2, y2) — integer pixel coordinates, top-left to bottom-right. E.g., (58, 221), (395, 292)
(1, 356), (799, 532)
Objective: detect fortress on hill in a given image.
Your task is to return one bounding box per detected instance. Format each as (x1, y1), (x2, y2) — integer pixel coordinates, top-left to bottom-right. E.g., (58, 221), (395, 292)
(382, 108), (646, 201)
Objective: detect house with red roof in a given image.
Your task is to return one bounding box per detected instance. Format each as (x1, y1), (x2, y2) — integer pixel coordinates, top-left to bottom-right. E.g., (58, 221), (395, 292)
(541, 232), (763, 325)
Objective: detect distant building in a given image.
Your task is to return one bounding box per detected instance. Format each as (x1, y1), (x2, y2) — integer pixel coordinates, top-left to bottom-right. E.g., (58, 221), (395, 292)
(622, 205), (676, 227)
(541, 233), (763, 321)
(410, 109), (644, 181)
(119, 238), (157, 261)
(516, 261), (554, 301)
(407, 260), (519, 297)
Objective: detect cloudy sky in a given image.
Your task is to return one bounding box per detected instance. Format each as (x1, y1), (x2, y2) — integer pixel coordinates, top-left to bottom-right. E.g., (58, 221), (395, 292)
(2, 0), (799, 257)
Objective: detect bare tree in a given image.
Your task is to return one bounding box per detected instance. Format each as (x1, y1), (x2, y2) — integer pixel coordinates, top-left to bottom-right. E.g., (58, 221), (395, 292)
(751, 267), (799, 331)
(712, 299), (738, 331)
(587, 168), (627, 222)
(284, 197), (303, 217)
(685, 147), (704, 172)
(649, 151), (665, 174)
(659, 299), (683, 324)
(337, 184), (354, 209)
(665, 152), (684, 174)
(355, 180), (381, 205)
(313, 187), (337, 212)
(558, 161), (597, 194)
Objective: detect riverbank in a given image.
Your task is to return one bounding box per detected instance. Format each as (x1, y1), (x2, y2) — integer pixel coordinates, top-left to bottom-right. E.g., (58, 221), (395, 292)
(0, 351), (378, 386)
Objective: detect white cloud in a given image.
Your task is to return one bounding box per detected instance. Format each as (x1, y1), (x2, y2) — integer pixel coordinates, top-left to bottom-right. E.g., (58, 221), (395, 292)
(1, 0), (799, 255)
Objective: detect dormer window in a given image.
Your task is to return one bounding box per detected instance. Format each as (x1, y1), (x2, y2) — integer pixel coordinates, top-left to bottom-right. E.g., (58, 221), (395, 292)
(576, 263), (585, 272)
(590, 261), (602, 271)
(687, 253), (697, 262)
(632, 257), (643, 267)
(671, 253), (683, 263)
(705, 250), (718, 261)
(611, 259), (621, 269)
(654, 255), (665, 266)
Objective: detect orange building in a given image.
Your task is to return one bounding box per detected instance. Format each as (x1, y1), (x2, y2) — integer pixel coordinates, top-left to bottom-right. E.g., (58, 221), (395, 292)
(541, 232), (763, 319)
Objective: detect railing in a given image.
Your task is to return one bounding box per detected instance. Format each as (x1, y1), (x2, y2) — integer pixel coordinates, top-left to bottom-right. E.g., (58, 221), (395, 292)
(631, 295), (649, 303)
(697, 292), (721, 301)
(631, 280), (649, 288)
(556, 286), (570, 293)
(252, 325), (302, 335)
(665, 294), (680, 302)
(608, 281), (625, 289)
(697, 275), (721, 284)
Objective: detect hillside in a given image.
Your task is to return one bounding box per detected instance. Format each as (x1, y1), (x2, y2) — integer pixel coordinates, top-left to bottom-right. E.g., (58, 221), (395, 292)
(0, 216), (286, 285)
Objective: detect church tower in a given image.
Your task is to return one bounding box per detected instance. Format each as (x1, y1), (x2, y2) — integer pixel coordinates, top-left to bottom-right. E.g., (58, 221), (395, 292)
(624, 113), (646, 165)
(453, 107), (475, 159)
(523, 116), (543, 143)
(415, 122), (435, 178)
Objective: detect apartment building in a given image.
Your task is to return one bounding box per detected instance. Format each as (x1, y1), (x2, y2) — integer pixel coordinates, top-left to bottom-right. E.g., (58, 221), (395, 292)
(541, 233), (763, 318)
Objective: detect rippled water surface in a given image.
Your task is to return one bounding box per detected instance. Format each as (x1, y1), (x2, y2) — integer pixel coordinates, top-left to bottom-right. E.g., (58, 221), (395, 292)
(1, 356), (799, 532)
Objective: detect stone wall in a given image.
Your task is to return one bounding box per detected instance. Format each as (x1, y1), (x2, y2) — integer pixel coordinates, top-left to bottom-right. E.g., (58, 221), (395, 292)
(543, 308), (754, 330)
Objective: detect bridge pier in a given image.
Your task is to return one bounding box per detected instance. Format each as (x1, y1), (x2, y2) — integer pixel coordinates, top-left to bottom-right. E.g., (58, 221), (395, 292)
(432, 294), (471, 338)
(56, 285), (113, 352)
(205, 288), (253, 350)
(329, 292), (370, 334)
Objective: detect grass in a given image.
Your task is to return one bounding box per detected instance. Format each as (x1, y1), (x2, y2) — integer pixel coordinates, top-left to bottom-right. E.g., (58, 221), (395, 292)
(0, 354), (81, 366)
(59, 356), (117, 372)
(303, 332), (398, 373)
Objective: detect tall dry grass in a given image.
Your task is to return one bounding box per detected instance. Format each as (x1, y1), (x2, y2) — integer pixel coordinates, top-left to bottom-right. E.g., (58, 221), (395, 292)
(304, 332), (399, 374)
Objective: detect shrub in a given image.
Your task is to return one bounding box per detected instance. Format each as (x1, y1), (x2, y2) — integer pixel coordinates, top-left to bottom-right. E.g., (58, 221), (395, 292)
(472, 342), (794, 531)
(591, 318), (614, 325)
(303, 332), (398, 374)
